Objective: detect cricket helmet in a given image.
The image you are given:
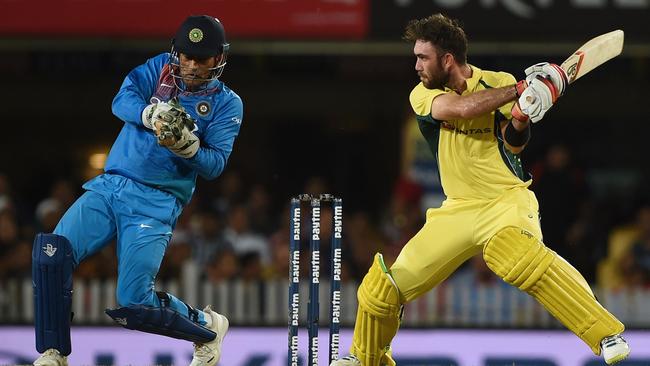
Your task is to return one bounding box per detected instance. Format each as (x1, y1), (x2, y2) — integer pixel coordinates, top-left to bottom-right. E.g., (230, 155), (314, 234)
(170, 15), (229, 90)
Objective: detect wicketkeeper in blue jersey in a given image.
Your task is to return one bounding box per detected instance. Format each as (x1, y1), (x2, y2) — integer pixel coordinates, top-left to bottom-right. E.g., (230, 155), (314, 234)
(32, 15), (242, 366)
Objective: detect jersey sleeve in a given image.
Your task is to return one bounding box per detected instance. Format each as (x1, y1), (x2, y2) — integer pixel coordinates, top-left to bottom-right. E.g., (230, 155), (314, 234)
(409, 83), (448, 119)
(184, 94), (243, 180)
(111, 54), (166, 127)
(496, 72), (517, 121)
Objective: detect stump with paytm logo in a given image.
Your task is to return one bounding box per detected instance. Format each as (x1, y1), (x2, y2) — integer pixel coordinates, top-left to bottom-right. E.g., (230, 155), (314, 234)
(288, 194), (343, 366)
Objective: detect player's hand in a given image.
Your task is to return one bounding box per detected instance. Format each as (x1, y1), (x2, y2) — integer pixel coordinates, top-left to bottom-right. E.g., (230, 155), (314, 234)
(513, 76), (558, 123)
(142, 99), (194, 130)
(142, 101), (182, 130)
(514, 79), (528, 98)
(150, 100), (199, 158)
(142, 103), (158, 130)
(164, 123), (200, 158)
(153, 117), (200, 158)
(525, 62), (568, 97)
(153, 119), (178, 147)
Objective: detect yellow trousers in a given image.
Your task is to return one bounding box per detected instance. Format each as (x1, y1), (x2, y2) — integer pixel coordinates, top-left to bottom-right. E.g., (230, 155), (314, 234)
(389, 187), (623, 354)
(391, 188), (542, 302)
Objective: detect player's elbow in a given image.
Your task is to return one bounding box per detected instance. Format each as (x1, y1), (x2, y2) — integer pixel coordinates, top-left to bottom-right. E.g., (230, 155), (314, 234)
(111, 96), (127, 121)
(200, 152), (228, 180)
(456, 105), (474, 120)
(433, 105), (468, 121)
(457, 109), (471, 120)
(111, 99), (120, 118)
(201, 166), (224, 181)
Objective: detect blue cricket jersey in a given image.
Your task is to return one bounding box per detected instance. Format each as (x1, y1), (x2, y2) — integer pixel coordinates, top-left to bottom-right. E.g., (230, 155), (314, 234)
(106, 53), (243, 204)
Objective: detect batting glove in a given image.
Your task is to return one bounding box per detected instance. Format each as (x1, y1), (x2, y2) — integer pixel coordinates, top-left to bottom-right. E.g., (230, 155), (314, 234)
(525, 62), (568, 97)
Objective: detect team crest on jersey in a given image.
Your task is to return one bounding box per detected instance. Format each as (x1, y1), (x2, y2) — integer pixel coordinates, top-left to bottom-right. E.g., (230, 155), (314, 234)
(189, 28), (203, 43)
(196, 101), (211, 116)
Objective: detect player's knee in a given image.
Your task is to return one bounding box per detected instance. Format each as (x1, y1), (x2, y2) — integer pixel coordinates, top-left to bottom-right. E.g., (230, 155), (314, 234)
(116, 284), (156, 307)
(483, 226), (554, 290)
(357, 253), (402, 318)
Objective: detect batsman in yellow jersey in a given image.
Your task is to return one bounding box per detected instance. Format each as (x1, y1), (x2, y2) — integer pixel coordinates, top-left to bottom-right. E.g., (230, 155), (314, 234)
(332, 14), (630, 366)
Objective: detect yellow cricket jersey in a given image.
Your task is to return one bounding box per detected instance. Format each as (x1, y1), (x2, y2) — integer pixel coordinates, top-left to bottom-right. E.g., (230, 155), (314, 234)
(409, 65), (531, 201)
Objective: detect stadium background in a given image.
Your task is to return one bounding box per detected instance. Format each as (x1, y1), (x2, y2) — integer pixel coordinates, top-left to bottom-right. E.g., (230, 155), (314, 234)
(1, 1), (649, 365)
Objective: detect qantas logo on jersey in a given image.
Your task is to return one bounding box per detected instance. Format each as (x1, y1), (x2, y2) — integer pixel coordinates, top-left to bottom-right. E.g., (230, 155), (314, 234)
(441, 121), (491, 135)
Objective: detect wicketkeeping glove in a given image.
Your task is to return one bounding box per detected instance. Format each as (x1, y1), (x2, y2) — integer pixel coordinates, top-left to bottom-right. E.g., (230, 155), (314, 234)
(143, 99), (200, 158)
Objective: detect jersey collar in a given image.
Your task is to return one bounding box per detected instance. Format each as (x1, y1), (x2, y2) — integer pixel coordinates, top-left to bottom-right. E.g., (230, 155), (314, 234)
(462, 64), (483, 95)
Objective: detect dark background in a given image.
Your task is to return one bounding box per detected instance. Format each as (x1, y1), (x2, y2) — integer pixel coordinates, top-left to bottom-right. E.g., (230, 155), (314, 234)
(0, 0), (649, 261)
(2, 50), (648, 215)
(1, 0), (650, 331)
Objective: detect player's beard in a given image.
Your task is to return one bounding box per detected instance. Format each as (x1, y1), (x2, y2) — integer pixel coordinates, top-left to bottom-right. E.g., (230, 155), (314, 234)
(420, 59), (449, 89)
(422, 63), (449, 90)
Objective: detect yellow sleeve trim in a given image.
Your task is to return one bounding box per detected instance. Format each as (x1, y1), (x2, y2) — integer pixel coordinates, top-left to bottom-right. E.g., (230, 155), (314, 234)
(409, 83), (447, 117)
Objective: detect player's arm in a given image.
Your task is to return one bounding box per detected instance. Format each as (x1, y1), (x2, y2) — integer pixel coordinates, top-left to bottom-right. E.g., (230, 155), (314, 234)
(500, 118), (530, 154)
(111, 55), (163, 127)
(430, 85), (519, 121)
(497, 76), (557, 154)
(430, 62), (567, 122)
(497, 64), (566, 154)
(498, 66), (565, 154)
(179, 97), (243, 179)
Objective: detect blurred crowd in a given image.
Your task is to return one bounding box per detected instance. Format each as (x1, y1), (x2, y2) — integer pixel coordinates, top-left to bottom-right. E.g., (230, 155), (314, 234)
(0, 171), (384, 285)
(1, 143), (649, 290)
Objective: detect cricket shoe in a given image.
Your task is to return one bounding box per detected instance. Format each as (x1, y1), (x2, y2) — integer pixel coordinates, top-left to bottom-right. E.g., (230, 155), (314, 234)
(601, 334), (630, 365)
(330, 355), (361, 366)
(189, 305), (229, 366)
(330, 352), (395, 366)
(33, 349), (68, 366)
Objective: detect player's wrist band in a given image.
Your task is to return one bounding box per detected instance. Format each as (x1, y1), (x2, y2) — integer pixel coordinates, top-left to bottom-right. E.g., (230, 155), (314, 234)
(504, 121), (531, 147)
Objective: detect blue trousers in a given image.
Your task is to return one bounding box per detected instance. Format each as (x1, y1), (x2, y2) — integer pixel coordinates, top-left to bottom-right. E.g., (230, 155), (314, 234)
(54, 173), (205, 324)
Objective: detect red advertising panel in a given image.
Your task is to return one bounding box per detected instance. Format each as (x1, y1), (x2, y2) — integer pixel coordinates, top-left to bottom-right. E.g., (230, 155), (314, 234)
(0, 0), (368, 39)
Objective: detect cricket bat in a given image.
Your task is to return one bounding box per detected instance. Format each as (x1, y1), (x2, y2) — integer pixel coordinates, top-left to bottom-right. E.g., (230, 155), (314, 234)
(560, 30), (624, 84)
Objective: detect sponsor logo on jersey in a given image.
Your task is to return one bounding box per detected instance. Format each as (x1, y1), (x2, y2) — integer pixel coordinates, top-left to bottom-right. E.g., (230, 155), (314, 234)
(441, 121), (491, 135)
